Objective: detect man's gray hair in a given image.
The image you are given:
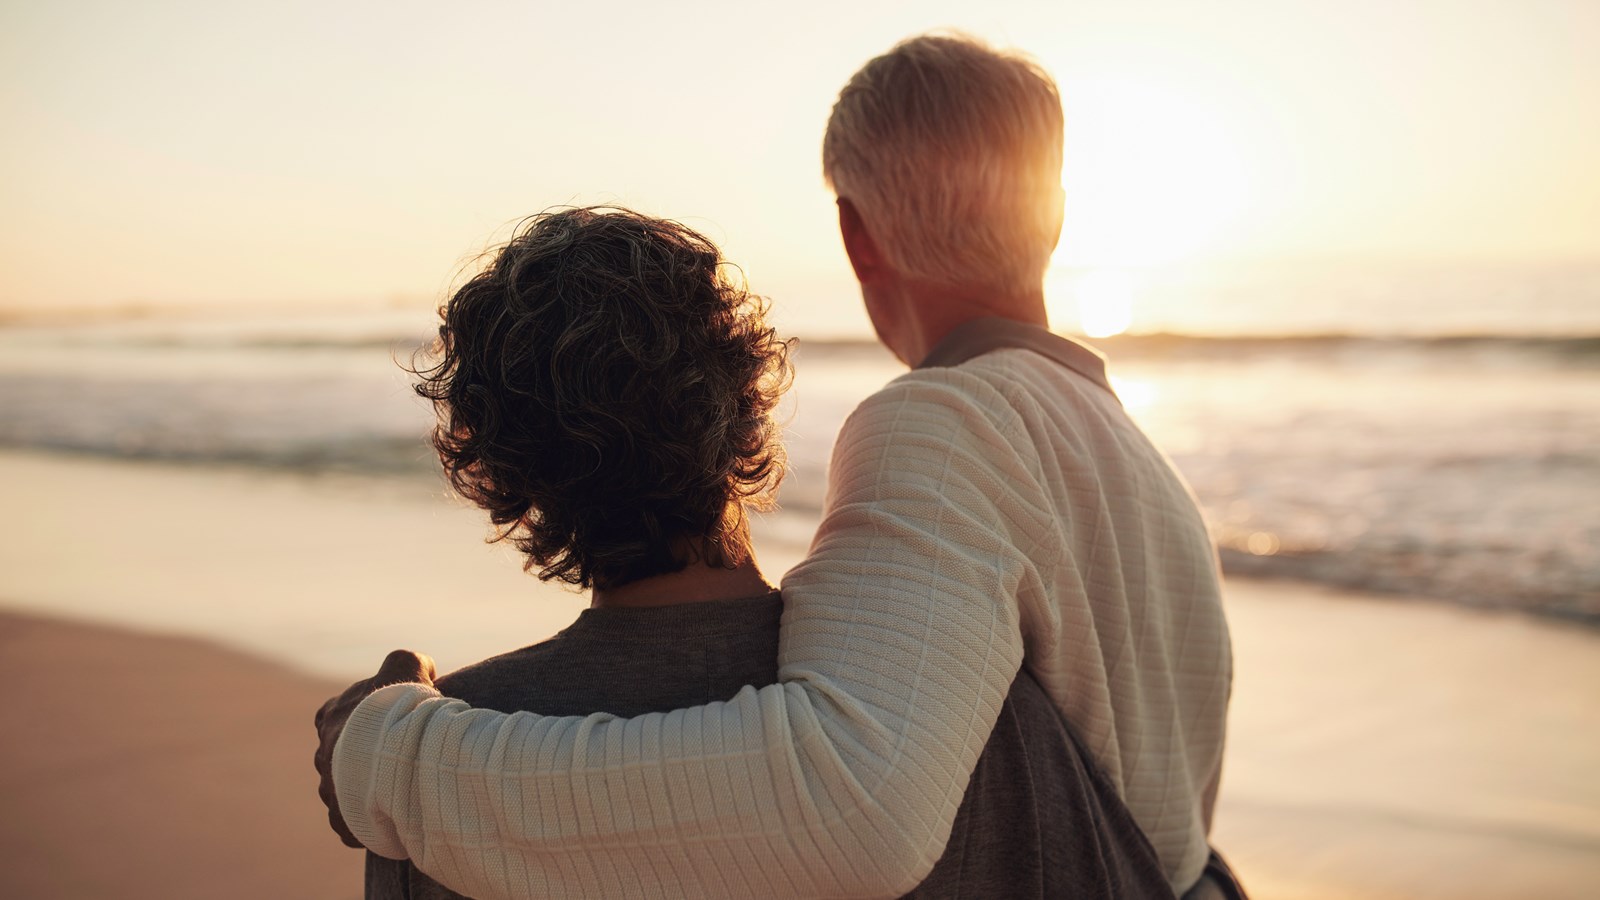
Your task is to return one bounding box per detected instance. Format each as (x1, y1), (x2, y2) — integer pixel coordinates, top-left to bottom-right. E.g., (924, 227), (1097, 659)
(823, 33), (1065, 296)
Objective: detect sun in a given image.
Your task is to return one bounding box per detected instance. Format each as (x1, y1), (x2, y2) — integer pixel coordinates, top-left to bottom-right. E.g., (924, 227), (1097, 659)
(1067, 268), (1136, 338)
(1055, 74), (1259, 267)
(1041, 70), (1266, 336)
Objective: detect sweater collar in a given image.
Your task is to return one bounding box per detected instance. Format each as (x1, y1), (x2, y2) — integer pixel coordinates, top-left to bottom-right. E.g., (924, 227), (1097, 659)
(568, 591), (784, 640)
(916, 316), (1118, 401)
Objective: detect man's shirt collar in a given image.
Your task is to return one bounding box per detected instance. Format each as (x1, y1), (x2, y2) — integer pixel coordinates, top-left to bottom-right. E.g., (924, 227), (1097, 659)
(917, 316), (1118, 402)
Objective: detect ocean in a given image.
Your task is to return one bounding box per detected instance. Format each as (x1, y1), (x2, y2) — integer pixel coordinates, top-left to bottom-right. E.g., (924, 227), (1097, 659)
(3, 262), (1596, 621)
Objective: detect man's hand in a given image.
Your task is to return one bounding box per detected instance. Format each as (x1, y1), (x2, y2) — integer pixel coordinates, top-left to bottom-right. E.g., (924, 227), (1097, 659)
(314, 649), (437, 848)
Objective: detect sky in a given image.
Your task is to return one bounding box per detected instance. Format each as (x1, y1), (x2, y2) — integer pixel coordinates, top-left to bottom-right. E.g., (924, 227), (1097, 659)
(2, 0), (1597, 333)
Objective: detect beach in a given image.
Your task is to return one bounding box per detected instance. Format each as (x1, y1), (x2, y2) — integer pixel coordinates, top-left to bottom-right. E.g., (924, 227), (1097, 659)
(3, 450), (1598, 899)
(5, 2), (1598, 895)
(0, 609), (356, 900)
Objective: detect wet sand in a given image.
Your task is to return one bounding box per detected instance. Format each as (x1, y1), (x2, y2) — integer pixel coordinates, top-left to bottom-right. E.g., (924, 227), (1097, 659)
(2, 451), (1597, 898)
(1213, 579), (1600, 899)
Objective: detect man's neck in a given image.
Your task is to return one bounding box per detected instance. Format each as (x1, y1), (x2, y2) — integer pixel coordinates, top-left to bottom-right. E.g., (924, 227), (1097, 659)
(590, 556), (775, 609)
(892, 279), (1048, 368)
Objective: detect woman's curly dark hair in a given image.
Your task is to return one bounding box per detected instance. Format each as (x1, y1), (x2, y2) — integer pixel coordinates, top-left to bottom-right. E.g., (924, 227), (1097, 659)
(412, 207), (793, 590)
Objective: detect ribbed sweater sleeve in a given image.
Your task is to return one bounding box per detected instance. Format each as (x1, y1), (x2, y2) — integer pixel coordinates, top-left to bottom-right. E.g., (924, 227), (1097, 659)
(332, 372), (1048, 899)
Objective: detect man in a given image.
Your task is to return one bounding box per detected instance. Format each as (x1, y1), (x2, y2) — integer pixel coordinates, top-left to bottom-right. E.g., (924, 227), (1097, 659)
(352, 206), (1174, 900)
(318, 33), (1235, 899)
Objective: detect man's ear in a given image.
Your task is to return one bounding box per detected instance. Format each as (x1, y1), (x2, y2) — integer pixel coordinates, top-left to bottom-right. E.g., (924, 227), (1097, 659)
(837, 198), (884, 283)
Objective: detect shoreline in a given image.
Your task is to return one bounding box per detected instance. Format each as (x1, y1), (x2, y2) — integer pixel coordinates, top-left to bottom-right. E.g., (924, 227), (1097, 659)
(0, 449), (592, 680)
(1, 447), (1592, 643)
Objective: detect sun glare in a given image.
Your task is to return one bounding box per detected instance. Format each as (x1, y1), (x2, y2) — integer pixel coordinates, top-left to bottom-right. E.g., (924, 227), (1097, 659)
(1056, 75), (1259, 267)
(1059, 267), (1136, 338)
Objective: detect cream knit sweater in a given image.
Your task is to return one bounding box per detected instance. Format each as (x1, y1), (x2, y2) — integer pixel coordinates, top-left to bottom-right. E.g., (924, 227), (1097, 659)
(334, 325), (1232, 899)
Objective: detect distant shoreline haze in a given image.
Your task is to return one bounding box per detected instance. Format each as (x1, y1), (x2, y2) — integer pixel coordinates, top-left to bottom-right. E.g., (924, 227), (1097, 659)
(4, 259), (1600, 341)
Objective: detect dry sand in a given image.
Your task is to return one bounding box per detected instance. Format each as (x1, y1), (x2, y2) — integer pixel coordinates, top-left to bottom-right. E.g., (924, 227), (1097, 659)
(3, 451), (1598, 898)
(0, 610), (359, 900)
